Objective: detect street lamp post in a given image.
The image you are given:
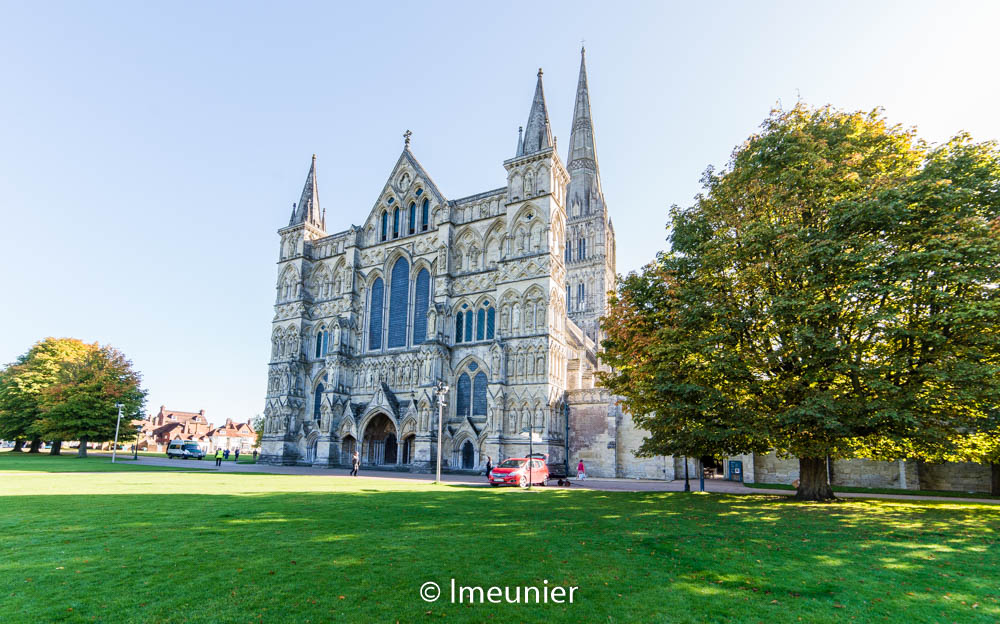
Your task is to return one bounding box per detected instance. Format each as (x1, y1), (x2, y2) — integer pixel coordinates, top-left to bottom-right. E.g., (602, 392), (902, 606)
(111, 404), (124, 463)
(683, 455), (690, 492)
(133, 424), (142, 460)
(434, 381), (448, 484)
(522, 425), (542, 490)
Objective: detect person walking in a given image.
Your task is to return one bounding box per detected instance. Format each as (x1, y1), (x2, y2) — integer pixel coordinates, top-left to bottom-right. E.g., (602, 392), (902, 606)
(350, 451), (360, 477)
(252, 449), (258, 460)
(215, 448), (223, 467)
(234, 448), (240, 462)
(224, 449), (230, 460)
(577, 460), (586, 480)
(485, 456), (493, 482)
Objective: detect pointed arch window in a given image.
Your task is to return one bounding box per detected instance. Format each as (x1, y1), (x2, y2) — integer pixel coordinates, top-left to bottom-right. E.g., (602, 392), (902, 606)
(476, 308), (485, 341)
(472, 372), (488, 417)
(567, 284), (572, 311)
(413, 268), (430, 345)
(457, 373), (471, 418)
(408, 202), (416, 235)
(579, 238), (586, 260)
(380, 212), (388, 242)
(313, 383), (324, 420)
(565, 241), (571, 263)
(393, 208), (400, 238)
(455, 312), (464, 344)
(388, 257), (409, 348)
(464, 309), (474, 342)
(315, 327), (329, 358)
(485, 303), (495, 339)
(368, 277), (384, 350)
(577, 283), (585, 309)
(421, 198), (429, 231)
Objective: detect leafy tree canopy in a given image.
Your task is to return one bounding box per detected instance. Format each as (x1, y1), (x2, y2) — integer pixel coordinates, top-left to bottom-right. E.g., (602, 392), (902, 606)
(601, 104), (1000, 499)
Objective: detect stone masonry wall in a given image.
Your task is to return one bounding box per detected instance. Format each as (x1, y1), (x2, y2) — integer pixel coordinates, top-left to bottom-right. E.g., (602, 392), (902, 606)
(918, 462), (992, 493)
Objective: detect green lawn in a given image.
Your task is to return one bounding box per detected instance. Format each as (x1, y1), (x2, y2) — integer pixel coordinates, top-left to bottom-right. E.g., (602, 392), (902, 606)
(0, 452), (192, 472)
(1, 473), (997, 623)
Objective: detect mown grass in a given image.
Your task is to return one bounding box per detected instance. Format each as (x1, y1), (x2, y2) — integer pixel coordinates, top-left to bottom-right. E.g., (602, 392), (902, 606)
(1, 472), (997, 624)
(0, 452), (192, 473)
(745, 481), (998, 499)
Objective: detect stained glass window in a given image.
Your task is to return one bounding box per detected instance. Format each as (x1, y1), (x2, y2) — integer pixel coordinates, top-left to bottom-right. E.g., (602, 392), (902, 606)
(408, 202), (416, 235)
(457, 373), (471, 418)
(369, 278), (384, 350)
(413, 269), (430, 345)
(421, 198), (429, 231)
(387, 257), (409, 348)
(472, 372), (487, 416)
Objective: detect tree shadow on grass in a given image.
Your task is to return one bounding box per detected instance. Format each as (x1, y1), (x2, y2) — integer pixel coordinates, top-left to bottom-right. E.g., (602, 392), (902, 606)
(0, 488), (997, 623)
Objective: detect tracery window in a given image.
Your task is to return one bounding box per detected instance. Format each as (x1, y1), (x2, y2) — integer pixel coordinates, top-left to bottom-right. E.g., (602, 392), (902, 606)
(421, 198), (429, 231)
(313, 383), (324, 420)
(412, 268), (430, 345)
(380, 211), (388, 242)
(408, 202), (416, 235)
(472, 372), (487, 417)
(457, 373), (471, 418)
(393, 208), (400, 238)
(368, 277), (384, 350)
(387, 257), (409, 348)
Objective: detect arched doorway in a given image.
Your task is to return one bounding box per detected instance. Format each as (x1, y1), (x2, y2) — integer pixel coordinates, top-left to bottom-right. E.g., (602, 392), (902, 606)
(306, 438), (318, 463)
(401, 435), (415, 464)
(461, 441), (475, 470)
(362, 413), (398, 466)
(341, 435), (356, 465)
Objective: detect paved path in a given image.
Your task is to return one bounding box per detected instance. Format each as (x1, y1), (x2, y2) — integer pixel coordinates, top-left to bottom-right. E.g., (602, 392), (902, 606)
(93, 453), (999, 504)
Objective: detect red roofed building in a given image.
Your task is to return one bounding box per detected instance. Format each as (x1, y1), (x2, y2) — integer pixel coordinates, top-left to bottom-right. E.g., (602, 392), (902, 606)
(137, 406), (256, 453)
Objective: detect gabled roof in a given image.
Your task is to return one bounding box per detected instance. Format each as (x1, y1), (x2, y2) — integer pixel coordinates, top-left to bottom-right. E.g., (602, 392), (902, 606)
(363, 147), (448, 231)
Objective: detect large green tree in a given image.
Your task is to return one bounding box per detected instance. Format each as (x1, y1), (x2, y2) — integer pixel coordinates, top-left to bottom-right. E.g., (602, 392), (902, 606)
(37, 344), (146, 457)
(0, 338), (94, 453)
(601, 105), (1000, 500)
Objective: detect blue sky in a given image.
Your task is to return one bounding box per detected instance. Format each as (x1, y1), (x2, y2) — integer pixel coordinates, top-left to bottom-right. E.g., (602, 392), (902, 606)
(2, 1), (997, 425)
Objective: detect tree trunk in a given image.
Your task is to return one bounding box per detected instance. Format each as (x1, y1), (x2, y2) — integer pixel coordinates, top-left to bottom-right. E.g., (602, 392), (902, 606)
(77, 437), (88, 458)
(28, 437), (42, 453)
(991, 463), (999, 497)
(795, 457), (835, 501)
(12, 440), (23, 452)
(49, 440), (62, 455)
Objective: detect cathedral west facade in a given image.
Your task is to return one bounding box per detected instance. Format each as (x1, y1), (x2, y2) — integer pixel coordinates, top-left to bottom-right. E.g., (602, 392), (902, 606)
(259, 49), (662, 476)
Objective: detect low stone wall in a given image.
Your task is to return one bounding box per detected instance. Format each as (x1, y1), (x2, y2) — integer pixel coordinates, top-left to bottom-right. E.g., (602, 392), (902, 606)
(752, 452), (800, 485)
(919, 462), (992, 493)
(831, 458), (918, 490)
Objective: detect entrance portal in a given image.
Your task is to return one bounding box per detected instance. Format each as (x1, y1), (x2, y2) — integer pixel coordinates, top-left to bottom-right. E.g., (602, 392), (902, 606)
(461, 441), (475, 470)
(362, 413), (398, 466)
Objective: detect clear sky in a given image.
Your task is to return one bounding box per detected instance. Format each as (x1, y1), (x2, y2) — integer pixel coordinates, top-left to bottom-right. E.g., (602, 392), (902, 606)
(1, 1), (997, 425)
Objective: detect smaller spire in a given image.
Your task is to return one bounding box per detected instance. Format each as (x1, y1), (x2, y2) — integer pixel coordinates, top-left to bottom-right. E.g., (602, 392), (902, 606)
(516, 126), (524, 156)
(519, 68), (553, 156)
(289, 155), (323, 229)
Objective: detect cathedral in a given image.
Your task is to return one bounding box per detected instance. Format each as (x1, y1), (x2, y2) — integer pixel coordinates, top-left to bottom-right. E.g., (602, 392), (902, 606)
(256, 48), (997, 494)
(259, 49), (663, 477)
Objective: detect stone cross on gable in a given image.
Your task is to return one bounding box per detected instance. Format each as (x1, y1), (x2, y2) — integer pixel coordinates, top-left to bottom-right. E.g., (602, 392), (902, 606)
(404, 129), (412, 148)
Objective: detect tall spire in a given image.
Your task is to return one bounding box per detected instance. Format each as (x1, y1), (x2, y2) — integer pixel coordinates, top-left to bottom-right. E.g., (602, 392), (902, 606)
(566, 48), (604, 216)
(568, 46), (599, 177)
(290, 154), (324, 229)
(518, 68), (553, 156)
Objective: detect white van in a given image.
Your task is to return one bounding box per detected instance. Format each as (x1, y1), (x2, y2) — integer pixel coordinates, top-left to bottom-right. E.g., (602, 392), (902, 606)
(166, 440), (206, 460)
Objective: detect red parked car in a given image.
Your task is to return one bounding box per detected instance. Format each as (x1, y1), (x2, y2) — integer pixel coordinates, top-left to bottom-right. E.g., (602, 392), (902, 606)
(489, 455), (549, 487)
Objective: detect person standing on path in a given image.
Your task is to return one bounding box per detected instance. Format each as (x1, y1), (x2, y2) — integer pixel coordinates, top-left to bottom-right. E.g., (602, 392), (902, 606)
(485, 456), (493, 482)
(234, 448), (240, 462)
(215, 448), (223, 467)
(577, 460), (586, 480)
(351, 451), (360, 477)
